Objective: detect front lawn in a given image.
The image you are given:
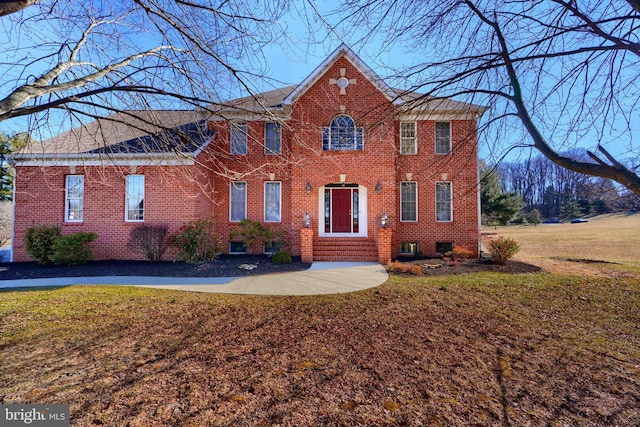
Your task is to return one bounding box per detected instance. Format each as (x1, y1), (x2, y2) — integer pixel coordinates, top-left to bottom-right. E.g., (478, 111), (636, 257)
(1, 272), (638, 426)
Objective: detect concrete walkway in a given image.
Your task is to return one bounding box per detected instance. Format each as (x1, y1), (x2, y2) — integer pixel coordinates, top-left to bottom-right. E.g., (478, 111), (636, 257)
(0, 262), (388, 295)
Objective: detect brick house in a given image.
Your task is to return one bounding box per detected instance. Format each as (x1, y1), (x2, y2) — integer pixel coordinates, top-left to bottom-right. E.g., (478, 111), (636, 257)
(10, 45), (486, 263)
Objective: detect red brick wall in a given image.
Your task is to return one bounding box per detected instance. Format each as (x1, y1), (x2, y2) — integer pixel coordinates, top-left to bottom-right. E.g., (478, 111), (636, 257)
(12, 164), (213, 262)
(395, 119), (480, 257)
(204, 55), (478, 259)
(12, 54), (480, 262)
(287, 56), (397, 252)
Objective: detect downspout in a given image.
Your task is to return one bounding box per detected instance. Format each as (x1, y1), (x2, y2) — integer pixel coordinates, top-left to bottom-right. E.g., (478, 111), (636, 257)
(475, 118), (482, 258)
(9, 164), (16, 262)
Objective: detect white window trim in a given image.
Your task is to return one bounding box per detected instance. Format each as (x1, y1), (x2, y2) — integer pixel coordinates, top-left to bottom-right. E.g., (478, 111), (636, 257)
(400, 122), (417, 155)
(65, 175), (84, 223)
(229, 181), (247, 222)
(264, 181), (282, 222)
(400, 181), (418, 223)
(264, 122), (282, 155)
(435, 121), (452, 154)
(317, 185), (368, 238)
(436, 181), (453, 222)
(125, 174), (145, 222)
(230, 121), (248, 155)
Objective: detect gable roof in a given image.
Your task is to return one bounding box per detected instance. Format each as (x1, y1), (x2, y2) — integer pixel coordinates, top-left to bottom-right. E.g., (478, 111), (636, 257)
(283, 44), (400, 106)
(11, 110), (212, 165)
(392, 88), (487, 119)
(12, 46), (486, 164)
(211, 44), (486, 119)
(209, 86), (297, 119)
(209, 85), (486, 120)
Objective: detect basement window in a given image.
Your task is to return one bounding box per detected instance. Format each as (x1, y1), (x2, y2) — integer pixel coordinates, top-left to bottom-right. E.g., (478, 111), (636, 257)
(436, 242), (453, 254)
(401, 242), (418, 256)
(229, 241), (247, 254)
(263, 241), (281, 255)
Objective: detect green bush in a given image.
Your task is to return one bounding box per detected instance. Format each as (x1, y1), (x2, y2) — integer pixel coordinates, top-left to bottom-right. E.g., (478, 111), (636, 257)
(24, 225), (62, 264)
(527, 209), (541, 226)
(229, 219), (266, 254)
(51, 231), (98, 266)
(272, 250), (292, 265)
(170, 219), (220, 263)
(128, 224), (170, 262)
(229, 219), (290, 255)
(486, 236), (520, 265)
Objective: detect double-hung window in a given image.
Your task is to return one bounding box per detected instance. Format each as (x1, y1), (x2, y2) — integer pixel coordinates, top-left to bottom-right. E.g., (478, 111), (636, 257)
(126, 175), (144, 222)
(65, 175), (84, 222)
(265, 122), (281, 155)
(400, 122), (416, 154)
(435, 122), (451, 154)
(400, 181), (418, 222)
(264, 181), (281, 222)
(436, 181), (452, 222)
(230, 181), (247, 222)
(231, 121), (248, 155)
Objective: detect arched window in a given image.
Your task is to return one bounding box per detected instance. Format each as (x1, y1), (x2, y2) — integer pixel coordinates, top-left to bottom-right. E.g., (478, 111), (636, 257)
(322, 115), (364, 151)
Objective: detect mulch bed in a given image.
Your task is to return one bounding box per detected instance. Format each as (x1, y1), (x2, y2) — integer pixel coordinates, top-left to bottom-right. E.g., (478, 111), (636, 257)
(0, 254), (541, 281)
(0, 254), (311, 281)
(391, 256), (542, 275)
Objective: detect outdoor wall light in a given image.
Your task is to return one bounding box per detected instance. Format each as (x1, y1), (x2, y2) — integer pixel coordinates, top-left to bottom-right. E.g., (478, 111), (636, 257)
(375, 181), (382, 193)
(306, 181), (312, 193)
(381, 213), (389, 228)
(303, 212), (311, 228)
(339, 173), (346, 183)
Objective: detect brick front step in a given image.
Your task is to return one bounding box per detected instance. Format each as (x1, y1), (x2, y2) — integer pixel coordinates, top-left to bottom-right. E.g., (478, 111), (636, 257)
(312, 238), (378, 262)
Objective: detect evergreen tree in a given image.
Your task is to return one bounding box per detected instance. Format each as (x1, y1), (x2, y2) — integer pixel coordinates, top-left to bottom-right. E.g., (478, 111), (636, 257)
(526, 209), (541, 226)
(560, 200), (585, 219)
(481, 163), (524, 226)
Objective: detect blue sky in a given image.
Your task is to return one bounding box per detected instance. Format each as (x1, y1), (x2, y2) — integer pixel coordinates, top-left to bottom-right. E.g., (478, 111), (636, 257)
(1, 0), (637, 167)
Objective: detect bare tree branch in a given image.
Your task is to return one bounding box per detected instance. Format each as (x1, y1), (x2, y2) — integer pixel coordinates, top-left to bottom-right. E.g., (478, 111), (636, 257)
(339, 0), (640, 195)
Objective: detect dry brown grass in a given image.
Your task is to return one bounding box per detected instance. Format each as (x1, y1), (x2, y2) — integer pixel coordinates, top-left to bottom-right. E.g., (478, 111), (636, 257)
(1, 214), (639, 425)
(488, 213), (640, 277)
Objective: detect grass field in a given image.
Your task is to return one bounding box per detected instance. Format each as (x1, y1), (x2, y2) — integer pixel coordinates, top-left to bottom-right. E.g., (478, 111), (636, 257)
(1, 214), (639, 426)
(488, 212), (640, 274)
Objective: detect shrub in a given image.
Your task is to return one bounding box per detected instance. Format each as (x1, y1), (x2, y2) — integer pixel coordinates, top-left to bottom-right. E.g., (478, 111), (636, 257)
(51, 231), (98, 266)
(527, 209), (541, 226)
(170, 219), (220, 263)
(229, 219), (289, 255)
(409, 264), (423, 275)
(385, 261), (422, 275)
(486, 236), (520, 265)
(451, 245), (474, 260)
(229, 219), (266, 255)
(385, 261), (404, 273)
(128, 224), (170, 262)
(24, 225), (62, 264)
(272, 250), (292, 265)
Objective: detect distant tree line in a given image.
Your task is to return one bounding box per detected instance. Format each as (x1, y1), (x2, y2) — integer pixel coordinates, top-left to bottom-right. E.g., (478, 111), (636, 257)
(494, 150), (640, 221)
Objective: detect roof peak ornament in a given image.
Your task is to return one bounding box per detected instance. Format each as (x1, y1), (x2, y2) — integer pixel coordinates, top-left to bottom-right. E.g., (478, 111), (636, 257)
(329, 68), (357, 95)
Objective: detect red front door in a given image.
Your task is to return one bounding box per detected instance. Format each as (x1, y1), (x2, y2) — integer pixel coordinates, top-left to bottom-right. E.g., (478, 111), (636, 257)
(332, 189), (352, 232)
